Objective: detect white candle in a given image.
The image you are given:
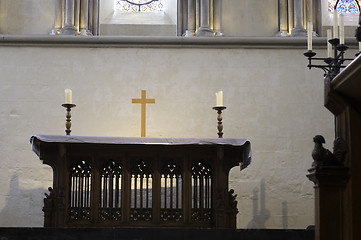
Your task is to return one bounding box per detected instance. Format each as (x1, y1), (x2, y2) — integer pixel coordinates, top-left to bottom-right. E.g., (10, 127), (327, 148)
(359, 42), (361, 52)
(216, 91), (223, 107)
(339, 14), (344, 45)
(307, 22), (313, 51)
(327, 29), (333, 58)
(333, 10), (338, 39)
(65, 89), (72, 104)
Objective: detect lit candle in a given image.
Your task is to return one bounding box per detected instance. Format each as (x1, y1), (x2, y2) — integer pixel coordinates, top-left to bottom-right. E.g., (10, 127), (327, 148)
(327, 29), (333, 58)
(307, 22), (313, 51)
(339, 14), (344, 45)
(216, 91), (223, 107)
(333, 10), (338, 39)
(65, 89), (72, 104)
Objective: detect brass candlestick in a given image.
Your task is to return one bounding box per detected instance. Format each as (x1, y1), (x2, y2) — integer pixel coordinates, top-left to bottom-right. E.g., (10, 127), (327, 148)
(213, 106), (226, 138)
(62, 103), (76, 135)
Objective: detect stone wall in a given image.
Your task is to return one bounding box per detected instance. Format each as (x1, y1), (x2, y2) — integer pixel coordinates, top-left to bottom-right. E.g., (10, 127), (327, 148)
(0, 36), (350, 228)
(0, 0), (54, 34)
(0, 0), (360, 37)
(222, 0), (279, 37)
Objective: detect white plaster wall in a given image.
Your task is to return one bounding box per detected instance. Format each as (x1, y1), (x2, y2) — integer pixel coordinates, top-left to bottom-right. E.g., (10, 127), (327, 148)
(164, 0), (178, 25)
(100, 0), (115, 21)
(100, 13), (176, 36)
(0, 43), (339, 228)
(0, 0), (54, 34)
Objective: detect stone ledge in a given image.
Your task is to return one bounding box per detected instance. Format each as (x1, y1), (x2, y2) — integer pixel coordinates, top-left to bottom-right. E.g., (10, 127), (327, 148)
(0, 35), (359, 49)
(0, 227), (314, 240)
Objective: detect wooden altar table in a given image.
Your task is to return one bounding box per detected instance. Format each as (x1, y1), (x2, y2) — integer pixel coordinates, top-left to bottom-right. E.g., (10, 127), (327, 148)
(30, 135), (251, 228)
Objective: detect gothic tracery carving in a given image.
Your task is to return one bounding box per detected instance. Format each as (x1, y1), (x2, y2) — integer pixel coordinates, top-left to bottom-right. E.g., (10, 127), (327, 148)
(130, 159), (153, 222)
(69, 159), (92, 221)
(160, 160), (183, 222)
(100, 159), (122, 221)
(191, 160), (213, 222)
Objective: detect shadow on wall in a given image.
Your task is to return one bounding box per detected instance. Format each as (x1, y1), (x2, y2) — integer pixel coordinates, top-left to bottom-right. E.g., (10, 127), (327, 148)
(247, 178), (271, 229)
(282, 201), (288, 229)
(0, 175), (47, 227)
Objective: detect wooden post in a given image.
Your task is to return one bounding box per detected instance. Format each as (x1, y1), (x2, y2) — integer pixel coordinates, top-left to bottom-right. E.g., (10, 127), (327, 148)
(307, 166), (350, 240)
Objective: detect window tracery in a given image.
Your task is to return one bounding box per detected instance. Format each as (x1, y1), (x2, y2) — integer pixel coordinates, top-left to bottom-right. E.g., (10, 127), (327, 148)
(115, 0), (164, 12)
(328, 0), (361, 13)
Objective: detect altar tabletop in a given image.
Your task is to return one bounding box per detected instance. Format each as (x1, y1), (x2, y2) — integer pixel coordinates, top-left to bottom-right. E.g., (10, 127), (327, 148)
(31, 135), (251, 169)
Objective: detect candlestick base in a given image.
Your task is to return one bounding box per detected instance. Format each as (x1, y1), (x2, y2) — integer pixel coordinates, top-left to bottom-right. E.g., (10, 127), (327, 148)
(213, 106), (226, 138)
(337, 44), (348, 52)
(329, 38), (340, 46)
(303, 50), (316, 58)
(324, 57), (333, 64)
(62, 104), (76, 135)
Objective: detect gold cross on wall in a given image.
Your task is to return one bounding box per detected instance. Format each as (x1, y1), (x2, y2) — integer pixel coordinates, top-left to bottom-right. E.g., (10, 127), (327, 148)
(132, 90), (155, 137)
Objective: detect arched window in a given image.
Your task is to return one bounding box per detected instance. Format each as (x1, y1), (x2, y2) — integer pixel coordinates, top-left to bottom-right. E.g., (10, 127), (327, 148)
(115, 0), (164, 12)
(100, 0), (175, 36)
(328, 0), (361, 13)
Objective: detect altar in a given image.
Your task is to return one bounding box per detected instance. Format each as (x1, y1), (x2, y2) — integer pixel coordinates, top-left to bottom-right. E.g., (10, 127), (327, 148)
(30, 135), (251, 228)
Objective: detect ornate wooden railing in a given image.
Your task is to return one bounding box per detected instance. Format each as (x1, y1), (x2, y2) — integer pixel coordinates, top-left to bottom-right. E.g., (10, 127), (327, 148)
(31, 135), (251, 228)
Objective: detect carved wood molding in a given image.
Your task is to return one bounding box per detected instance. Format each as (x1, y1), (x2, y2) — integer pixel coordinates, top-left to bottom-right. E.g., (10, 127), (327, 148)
(327, 55), (361, 116)
(324, 75), (348, 116)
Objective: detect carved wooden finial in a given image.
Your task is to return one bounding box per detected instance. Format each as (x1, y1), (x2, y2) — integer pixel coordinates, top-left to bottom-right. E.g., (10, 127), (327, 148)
(311, 135), (346, 167)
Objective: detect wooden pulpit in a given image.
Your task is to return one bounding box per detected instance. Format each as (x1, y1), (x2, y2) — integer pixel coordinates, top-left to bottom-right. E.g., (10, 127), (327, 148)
(309, 54), (361, 240)
(31, 135), (251, 228)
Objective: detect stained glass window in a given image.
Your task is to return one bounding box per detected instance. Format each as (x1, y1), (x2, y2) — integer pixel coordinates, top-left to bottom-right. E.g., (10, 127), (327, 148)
(115, 0), (164, 12)
(328, 0), (360, 13)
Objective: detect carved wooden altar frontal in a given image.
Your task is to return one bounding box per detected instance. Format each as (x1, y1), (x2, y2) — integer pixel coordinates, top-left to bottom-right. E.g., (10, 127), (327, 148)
(31, 135), (251, 228)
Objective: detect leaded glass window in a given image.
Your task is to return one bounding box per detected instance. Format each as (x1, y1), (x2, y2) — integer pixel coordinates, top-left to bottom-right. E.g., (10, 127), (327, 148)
(328, 0), (360, 13)
(115, 0), (164, 12)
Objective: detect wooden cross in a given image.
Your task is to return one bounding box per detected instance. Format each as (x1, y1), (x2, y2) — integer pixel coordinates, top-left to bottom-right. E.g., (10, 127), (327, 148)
(132, 90), (155, 137)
